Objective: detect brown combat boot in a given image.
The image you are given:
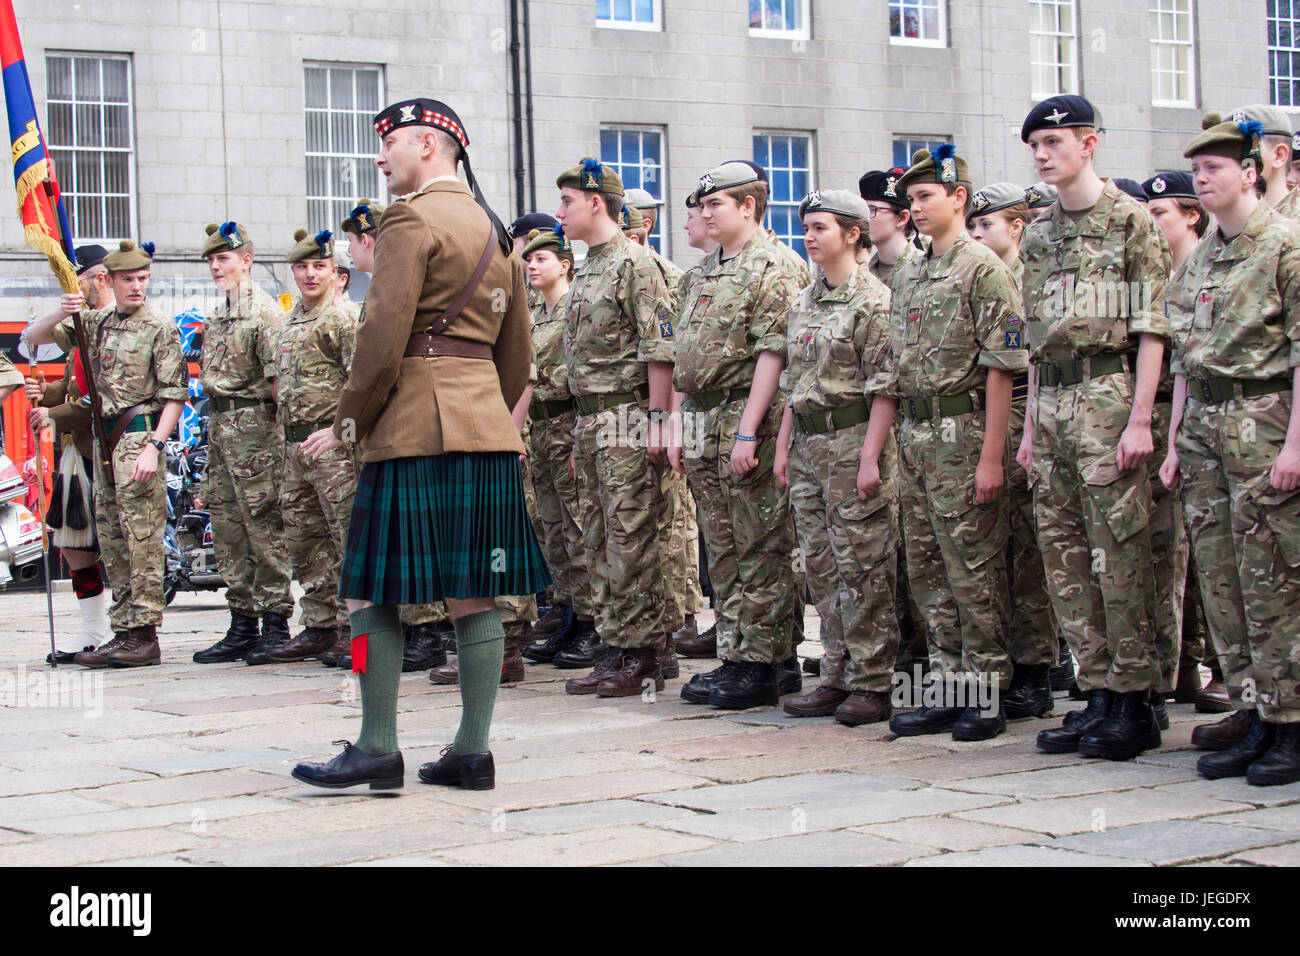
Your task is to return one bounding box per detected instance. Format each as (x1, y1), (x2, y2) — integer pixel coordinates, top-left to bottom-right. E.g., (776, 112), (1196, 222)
(429, 627), (529, 685)
(320, 625), (351, 667)
(108, 626), (161, 667)
(1195, 664), (1234, 713)
(659, 633), (679, 679)
(1191, 709), (1255, 751)
(75, 632), (130, 669)
(672, 613), (698, 645)
(596, 647), (664, 698)
(1171, 658), (1203, 703)
(675, 622), (717, 659)
(527, 604), (568, 642)
(268, 626), (337, 662)
(835, 690), (893, 726)
(565, 648), (625, 695)
(783, 683), (850, 717)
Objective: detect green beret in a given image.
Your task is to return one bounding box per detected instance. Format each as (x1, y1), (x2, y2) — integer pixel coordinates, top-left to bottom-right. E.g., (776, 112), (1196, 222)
(1024, 181), (1058, 209)
(104, 239), (154, 273)
(697, 161), (763, 200)
(797, 189), (870, 221)
(619, 205), (645, 231)
(1183, 112), (1264, 168)
(340, 198), (386, 235)
(896, 144), (969, 194)
(968, 182), (1027, 219)
(1228, 105), (1292, 139)
(521, 224), (574, 259)
(202, 221), (252, 258)
(556, 157), (623, 197)
(287, 228), (335, 264)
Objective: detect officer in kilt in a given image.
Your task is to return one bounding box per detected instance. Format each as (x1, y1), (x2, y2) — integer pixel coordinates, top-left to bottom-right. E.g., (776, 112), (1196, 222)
(292, 98), (549, 792)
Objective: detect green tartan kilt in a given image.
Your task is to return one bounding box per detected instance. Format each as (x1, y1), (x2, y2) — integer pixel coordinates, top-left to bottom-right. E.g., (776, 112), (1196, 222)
(339, 451), (552, 605)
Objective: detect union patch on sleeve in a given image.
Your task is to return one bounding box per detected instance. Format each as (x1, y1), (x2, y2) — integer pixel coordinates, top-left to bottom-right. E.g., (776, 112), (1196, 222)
(1005, 329), (1022, 349)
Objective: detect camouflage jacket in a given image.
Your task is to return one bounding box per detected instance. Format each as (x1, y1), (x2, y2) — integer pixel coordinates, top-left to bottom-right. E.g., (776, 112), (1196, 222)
(563, 231), (675, 397)
(200, 281), (284, 399)
(673, 229), (807, 394)
(531, 295), (569, 403)
(785, 266), (895, 415)
(868, 240), (921, 296)
(649, 246), (684, 310)
(0, 352), (21, 391)
(276, 292), (358, 428)
(1168, 199), (1300, 382)
(885, 231), (1028, 399)
(1020, 179), (1171, 364)
(53, 300), (188, 418)
(1273, 184), (1300, 224)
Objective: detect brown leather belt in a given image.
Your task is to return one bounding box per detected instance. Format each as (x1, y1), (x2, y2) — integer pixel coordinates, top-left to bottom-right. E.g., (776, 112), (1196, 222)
(404, 332), (492, 360)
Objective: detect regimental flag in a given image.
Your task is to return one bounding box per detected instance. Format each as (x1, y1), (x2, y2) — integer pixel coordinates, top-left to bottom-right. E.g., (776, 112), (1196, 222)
(1, 0), (77, 292)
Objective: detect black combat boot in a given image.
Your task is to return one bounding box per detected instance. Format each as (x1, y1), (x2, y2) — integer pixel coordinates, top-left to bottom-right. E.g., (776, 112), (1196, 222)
(1197, 712), (1272, 779)
(401, 622), (447, 672)
(1003, 664), (1054, 718)
(1077, 689), (1161, 760)
(1245, 723), (1300, 787)
(552, 620), (606, 669)
(193, 611), (261, 663)
(1037, 688), (1112, 753)
(246, 612), (290, 665)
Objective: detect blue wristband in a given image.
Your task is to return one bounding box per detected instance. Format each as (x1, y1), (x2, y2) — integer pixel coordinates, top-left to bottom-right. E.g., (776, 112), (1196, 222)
(734, 433), (757, 442)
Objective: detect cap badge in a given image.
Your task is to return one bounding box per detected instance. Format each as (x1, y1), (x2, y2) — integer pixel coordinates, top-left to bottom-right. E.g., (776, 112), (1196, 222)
(585, 171), (600, 189)
(1232, 110), (1247, 123)
(1152, 178), (1166, 194)
(399, 104), (417, 123)
(973, 191), (987, 210)
(883, 176), (897, 198)
(940, 157), (956, 182)
(806, 191), (822, 207)
(1046, 108), (1068, 124)
(699, 174), (714, 193)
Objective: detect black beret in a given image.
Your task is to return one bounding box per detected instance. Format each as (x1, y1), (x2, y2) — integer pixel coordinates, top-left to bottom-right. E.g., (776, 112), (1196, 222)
(1021, 95), (1101, 143)
(1142, 171), (1197, 201)
(1112, 178), (1149, 203)
(73, 244), (108, 276)
(373, 98), (468, 152)
(858, 167), (910, 209)
(509, 212), (558, 239)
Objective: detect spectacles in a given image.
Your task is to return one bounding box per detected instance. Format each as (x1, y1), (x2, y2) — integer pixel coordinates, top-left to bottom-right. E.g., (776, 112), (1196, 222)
(866, 205), (895, 219)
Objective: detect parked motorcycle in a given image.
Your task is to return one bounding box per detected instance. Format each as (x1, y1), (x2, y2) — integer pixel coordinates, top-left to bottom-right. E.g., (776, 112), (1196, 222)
(0, 453), (45, 587)
(163, 399), (224, 605)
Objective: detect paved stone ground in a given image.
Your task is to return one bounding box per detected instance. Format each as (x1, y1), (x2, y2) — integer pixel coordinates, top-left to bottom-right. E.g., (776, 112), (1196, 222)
(2, 586), (1298, 866)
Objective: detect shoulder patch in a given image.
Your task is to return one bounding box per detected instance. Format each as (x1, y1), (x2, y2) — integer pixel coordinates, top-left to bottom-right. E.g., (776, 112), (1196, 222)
(1005, 329), (1022, 349)
(658, 311), (674, 339)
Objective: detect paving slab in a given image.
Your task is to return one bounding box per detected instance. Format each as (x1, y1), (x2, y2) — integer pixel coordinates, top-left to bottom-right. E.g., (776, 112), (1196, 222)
(904, 844), (1152, 867)
(955, 787), (1254, 837)
(1226, 841), (1300, 866)
(945, 761), (1198, 799)
(852, 816), (1049, 851)
(659, 829), (933, 866)
(495, 799), (699, 836)
(435, 825), (716, 866)
(1047, 820), (1294, 865)
(639, 772), (922, 812)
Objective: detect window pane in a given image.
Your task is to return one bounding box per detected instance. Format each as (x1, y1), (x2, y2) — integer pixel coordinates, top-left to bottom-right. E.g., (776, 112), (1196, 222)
(753, 134), (769, 167)
(104, 104), (130, 148)
(103, 152), (129, 195)
(621, 134), (639, 167)
(771, 136), (789, 168)
(305, 111), (328, 152)
(105, 196), (129, 237)
(75, 152), (101, 194)
(613, 0), (632, 21)
(74, 104), (101, 147)
(597, 0), (611, 19)
(791, 135), (807, 168)
(47, 56), (71, 99)
(331, 111), (354, 154)
(48, 102), (73, 145)
(305, 67), (328, 109)
(635, 0), (653, 22)
(329, 68), (353, 109)
(355, 69), (379, 110)
(76, 195), (101, 239)
(102, 59), (128, 102)
(73, 58), (100, 99)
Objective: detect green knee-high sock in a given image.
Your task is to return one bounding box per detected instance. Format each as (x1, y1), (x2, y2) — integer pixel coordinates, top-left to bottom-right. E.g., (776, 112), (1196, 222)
(452, 609), (505, 755)
(351, 604), (402, 756)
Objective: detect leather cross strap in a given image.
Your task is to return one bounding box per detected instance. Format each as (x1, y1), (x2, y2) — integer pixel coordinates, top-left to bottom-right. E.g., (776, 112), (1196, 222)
(427, 221), (500, 337)
(404, 333), (492, 360)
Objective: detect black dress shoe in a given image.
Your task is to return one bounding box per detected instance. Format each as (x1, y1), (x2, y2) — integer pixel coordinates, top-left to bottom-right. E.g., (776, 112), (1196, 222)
(193, 611), (260, 663)
(1246, 723), (1300, 786)
(681, 662), (733, 704)
(418, 745), (495, 790)
(952, 702), (1006, 741)
(246, 612), (290, 666)
(46, 647), (90, 665)
(552, 624), (607, 669)
(1003, 664), (1054, 718)
(889, 705), (964, 737)
(1198, 713), (1272, 779)
(291, 740), (404, 790)
(776, 655), (803, 696)
(401, 623), (448, 672)
(337, 653), (352, 670)
(522, 608), (581, 663)
(1078, 690), (1161, 760)
(708, 661), (781, 710)
(1037, 688), (1112, 753)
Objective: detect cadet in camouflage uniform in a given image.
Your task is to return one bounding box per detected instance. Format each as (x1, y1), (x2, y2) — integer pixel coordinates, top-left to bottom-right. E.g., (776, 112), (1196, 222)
(967, 182), (1058, 719)
(1160, 117), (1300, 785)
(1228, 105), (1300, 222)
(555, 157), (678, 697)
(510, 213), (559, 317)
(777, 189), (900, 725)
(257, 229), (360, 663)
(860, 168), (929, 676)
(670, 161), (806, 710)
(335, 199), (451, 673)
(190, 222), (294, 665)
(882, 146), (1025, 742)
(1019, 96), (1170, 760)
(515, 225), (597, 666)
(623, 200), (709, 648)
(39, 241), (188, 666)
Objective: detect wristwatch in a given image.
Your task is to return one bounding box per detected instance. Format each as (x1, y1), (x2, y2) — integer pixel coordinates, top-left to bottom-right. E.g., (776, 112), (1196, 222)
(149, 438), (165, 453)
(649, 408), (669, 424)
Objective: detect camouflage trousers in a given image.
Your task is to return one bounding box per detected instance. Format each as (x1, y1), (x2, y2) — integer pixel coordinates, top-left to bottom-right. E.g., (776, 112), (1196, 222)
(1182, 554), (1208, 667)
(94, 431), (167, 630)
(900, 409), (1012, 688)
(661, 469), (706, 631)
(1177, 392), (1300, 722)
(1148, 400), (1190, 693)
(1007, 399), (1058, 667)
(892, 411), (928, 663)
(683, 396), (798, 665)
(281, 440), (358, 629)
(529, 410), (593, 619)
(1032, 373), (1159, 694)
(572, 404), (670, 649)
(206, 405), (293, 617)
(788, 420), (900, 692)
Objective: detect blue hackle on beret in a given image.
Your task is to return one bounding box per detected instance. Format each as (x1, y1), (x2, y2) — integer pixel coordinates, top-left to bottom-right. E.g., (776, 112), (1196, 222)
(315, 229), (332, 248)
(1237, 120), (1264, 141)
(141, 241), (156, 258)
(932, 143), (956, 163)
(553, 223), (566, 240)
(581, 157), (603, 181)
(219, 221), (238, 241)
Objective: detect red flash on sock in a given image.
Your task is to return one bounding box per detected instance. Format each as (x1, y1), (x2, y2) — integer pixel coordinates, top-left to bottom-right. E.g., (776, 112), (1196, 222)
(351, 634), (368, 674)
